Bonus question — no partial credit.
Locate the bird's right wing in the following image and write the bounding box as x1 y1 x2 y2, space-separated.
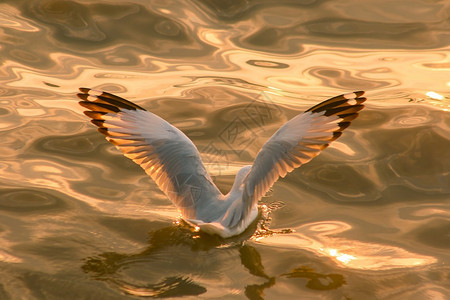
77 88 223 220
241 91 366 218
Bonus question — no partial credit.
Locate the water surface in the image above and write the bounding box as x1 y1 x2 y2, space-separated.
0 0 449 299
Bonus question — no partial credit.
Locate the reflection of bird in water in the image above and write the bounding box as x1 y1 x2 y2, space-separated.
78 88 365 238
82 223 346 298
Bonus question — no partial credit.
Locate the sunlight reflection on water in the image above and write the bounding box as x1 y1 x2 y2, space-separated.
258 221 437 270
0 0 449 298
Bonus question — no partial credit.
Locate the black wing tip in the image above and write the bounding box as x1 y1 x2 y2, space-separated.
338 121 351 130
83 110 107 118
97 127 110 136
79 100 121 113
304 91 367 143
91 119 105 127
330 131 343 141
78 100 91 109
76 87 146 111
77 93 89 100
307 91 367 115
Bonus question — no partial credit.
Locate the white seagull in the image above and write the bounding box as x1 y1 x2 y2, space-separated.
78 88 365 238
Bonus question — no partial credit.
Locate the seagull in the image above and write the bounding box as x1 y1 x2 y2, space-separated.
78 88 366 238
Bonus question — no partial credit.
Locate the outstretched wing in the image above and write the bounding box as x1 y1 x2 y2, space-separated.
241 91 366 218
77 88 223 220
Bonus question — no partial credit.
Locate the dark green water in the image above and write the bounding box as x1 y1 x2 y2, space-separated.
0 0 449 299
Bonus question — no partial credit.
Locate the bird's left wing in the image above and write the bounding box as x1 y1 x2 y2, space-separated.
240 91 366 223
77 88 223 220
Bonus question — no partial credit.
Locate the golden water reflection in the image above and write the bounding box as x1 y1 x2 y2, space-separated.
81 222 350 298
3 46 449 111
258 221 437 270
0 0 449 298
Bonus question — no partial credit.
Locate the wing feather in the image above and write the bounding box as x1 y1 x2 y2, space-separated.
241 91 366 218
77 88 223 220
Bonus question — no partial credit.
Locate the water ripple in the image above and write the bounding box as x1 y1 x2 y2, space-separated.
0 188 66 213
0 0 449 298
258 221 437 270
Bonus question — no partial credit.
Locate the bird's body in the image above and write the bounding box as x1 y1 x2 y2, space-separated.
78 88 366 238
